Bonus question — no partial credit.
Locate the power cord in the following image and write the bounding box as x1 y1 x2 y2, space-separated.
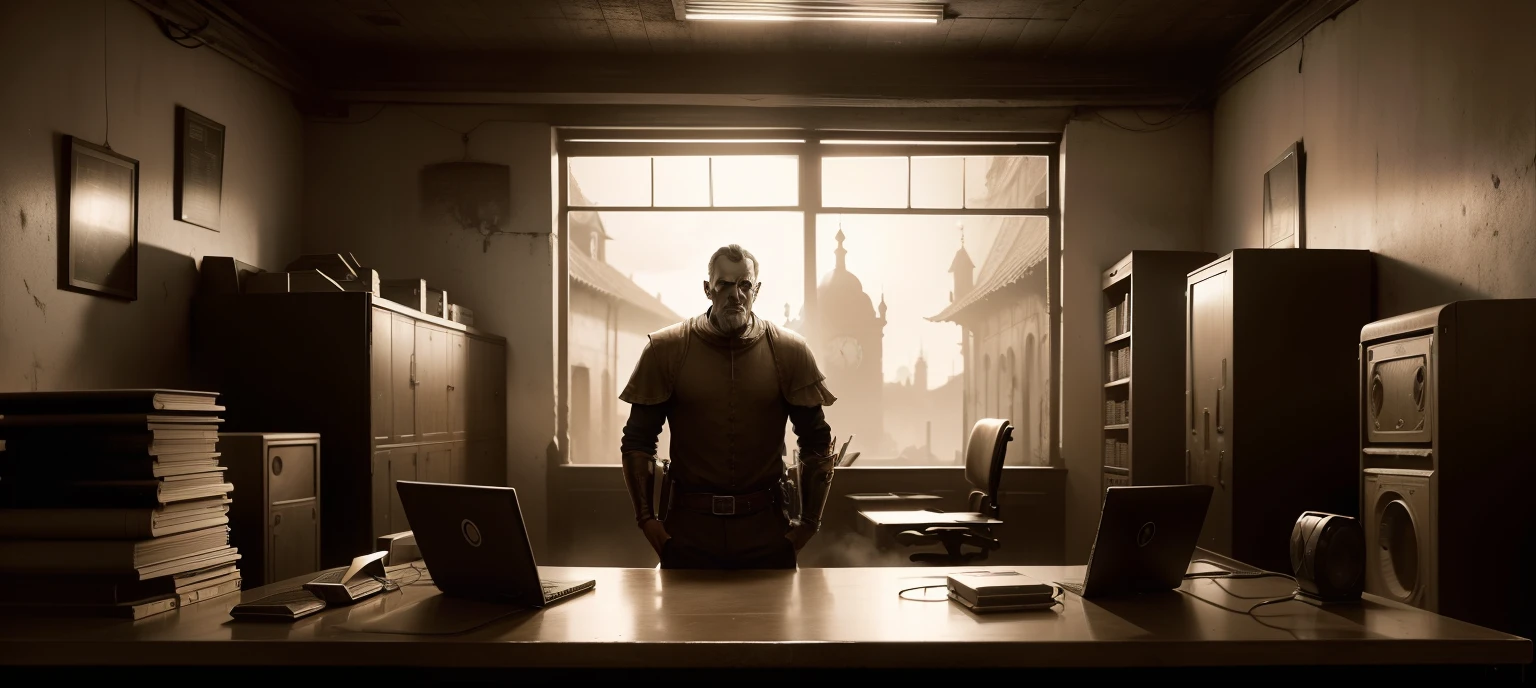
1185 559 1297 582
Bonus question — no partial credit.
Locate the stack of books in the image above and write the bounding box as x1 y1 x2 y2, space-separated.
0 390 241 619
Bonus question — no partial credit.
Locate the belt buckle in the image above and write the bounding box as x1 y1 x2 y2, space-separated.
711 495 736 516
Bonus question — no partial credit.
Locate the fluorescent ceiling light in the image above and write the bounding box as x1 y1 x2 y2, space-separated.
686 1 944 23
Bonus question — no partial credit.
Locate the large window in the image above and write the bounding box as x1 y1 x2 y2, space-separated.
558 132 1058 468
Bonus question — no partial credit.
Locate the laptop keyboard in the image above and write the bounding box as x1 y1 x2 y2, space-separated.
1058 580 1085 596
540 580 576 602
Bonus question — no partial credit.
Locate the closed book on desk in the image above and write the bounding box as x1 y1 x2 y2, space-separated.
0 525 229 574
6 457 222 481
0 594 179 620
0 414 223 429
0 477 234 508
2 434 219 456
0 389 223 414
229 588 325 621
947 571 1054 607
0 562 241 604
0 503 229 539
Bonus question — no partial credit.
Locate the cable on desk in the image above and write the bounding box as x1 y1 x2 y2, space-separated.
898 584 948 602
1177 587 1304 640
1186 559 1297 582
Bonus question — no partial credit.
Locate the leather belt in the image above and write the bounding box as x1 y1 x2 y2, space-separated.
672 487 777 517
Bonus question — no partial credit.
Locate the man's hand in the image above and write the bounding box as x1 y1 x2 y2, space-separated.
641 518 671 557
784 521 818 552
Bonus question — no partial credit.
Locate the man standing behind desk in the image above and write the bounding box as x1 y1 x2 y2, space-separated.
619 244 838 570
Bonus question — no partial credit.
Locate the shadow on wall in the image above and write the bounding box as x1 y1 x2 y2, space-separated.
48 244 199 391
1374 253 1488 318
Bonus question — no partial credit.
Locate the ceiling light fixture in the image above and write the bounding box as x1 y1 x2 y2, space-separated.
685 1 944 24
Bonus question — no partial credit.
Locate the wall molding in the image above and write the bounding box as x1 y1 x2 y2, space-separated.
128 0 317 96
1215 0 1358 95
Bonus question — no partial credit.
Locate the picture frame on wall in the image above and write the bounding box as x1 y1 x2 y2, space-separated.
1263 140 1304 248
174 106 225 231
60 135 138 301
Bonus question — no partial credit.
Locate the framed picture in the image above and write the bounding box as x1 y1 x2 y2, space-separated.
175 106 225 231
60 136 138 301
1263 140 1304 248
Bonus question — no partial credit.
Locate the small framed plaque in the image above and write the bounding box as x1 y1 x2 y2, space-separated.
175 106 225 231
60 135 139 301
1263 140 1304 249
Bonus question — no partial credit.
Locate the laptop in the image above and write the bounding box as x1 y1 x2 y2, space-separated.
396 481 594 608
1056 484 1213 598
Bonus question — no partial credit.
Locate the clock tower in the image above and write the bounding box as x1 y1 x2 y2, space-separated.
813 229 887 455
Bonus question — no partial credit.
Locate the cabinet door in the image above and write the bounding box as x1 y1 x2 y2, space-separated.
466 336 491 438
270 500 319 582
388 447 419 533
370 308 392 443
391 313 417 443
371 450 391 539
416 324 450 442
1187 266 1233 555
448 332 468 441
489 340 507 437
449 441 468 484
422 444 453 484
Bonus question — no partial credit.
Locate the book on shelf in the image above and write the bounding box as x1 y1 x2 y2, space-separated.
0 389 223 415
0 525 230 574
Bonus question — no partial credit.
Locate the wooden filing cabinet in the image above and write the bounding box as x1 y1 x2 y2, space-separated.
220 433 322 588
194 292 507 567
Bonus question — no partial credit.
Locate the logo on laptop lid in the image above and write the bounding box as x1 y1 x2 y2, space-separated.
461 518 483 547
1137 521 1157 548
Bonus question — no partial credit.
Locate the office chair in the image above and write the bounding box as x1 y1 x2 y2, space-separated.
892 418 1012 564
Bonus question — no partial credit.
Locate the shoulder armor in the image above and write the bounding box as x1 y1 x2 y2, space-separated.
619 319 693 405
765 322 837 407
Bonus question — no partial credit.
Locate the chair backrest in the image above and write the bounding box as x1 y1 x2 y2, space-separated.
964 418 1012 518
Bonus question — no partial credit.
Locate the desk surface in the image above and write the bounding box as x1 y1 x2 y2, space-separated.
0 561 1528 670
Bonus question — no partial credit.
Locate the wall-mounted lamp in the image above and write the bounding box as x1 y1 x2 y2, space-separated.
685 1 944 24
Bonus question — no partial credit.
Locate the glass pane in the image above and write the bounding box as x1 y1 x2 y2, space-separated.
910 157 963 209
822 157 908 208
811 214 1051 467
566 211 804 465
711 156 798 207
964 156 1049 209
652 157 710 207
568 156 652 207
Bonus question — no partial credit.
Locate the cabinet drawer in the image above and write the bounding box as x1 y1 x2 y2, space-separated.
269 443 317 502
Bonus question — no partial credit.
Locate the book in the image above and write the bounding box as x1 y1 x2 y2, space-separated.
134 546 241 580
178 574 243 607
0 564 241 604
0 414 223 429
0 389 222 414
0 479 235 508
1 437 218 456
0 526 230 574
0 594 179 620
946 570 1056 612
0 507 227 539
0 457 221 481
230 588 326 621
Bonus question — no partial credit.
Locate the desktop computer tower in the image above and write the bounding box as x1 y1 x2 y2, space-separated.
1360 300 1536 640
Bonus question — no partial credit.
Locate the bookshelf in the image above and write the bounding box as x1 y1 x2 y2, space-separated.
1100 250 1217 500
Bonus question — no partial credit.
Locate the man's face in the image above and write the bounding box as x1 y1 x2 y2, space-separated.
703 256 759 332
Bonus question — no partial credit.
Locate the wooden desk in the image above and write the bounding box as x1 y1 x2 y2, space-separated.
0 563 1528 679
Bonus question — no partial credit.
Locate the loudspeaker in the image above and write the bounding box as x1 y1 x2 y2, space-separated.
1289 511 1363 603
1360 300 1536 640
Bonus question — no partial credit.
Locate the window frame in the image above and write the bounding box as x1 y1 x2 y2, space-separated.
555 129 1062 468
